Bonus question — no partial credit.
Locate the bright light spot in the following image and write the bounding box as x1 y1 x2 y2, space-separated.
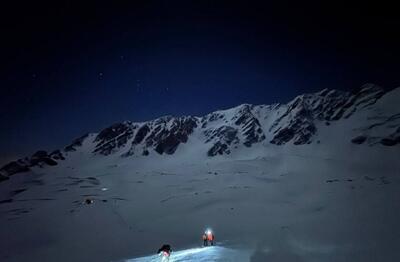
176 247 208 257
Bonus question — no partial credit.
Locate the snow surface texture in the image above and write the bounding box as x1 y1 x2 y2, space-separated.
126 246 252 262
0 84 400 262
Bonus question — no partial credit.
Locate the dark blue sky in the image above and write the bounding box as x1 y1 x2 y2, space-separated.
1 1 400 163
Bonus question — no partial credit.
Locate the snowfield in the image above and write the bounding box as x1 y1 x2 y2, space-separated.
0 85 399 262
126 246 252 262
1 146 399 262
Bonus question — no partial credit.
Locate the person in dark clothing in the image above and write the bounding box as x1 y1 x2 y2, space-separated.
157 244 172 261
203 233 208 246
203 229 215 246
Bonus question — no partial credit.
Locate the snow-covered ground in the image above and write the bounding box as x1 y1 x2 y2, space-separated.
127 246 252 262
0 86 399 261
1 143 399 262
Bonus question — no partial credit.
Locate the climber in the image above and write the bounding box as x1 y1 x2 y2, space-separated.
157 244 172 261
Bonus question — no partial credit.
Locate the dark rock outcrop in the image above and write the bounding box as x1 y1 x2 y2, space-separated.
208 141 230 156
201 112 225 128
30 151 58 166
142 149 149 156
65 134 89 152
205 126 238 144
0 173 8 181
270 127 295 145
232 104 266 147
270 102 316 145
93 122 137 155
0 161 30 177
1 84 396 181
380 138 398 146
150 117 198 155
269 84 387 145
0 150 64 182
123 116 199 156
154 134 181 154
50 150 65 160
205 126 238 156
351 136 367 144
133 125 150 145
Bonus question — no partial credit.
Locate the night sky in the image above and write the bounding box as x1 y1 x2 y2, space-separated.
1 1 399 163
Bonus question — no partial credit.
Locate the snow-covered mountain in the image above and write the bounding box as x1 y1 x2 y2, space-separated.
1 83 399 180
1 84 400 262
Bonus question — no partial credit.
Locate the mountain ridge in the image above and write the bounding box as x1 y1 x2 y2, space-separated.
1 83 399 181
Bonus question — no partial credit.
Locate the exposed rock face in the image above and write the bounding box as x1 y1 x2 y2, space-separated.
342 84 386 119
232 105 266 147
1 84 398 182
93 122 137 155
0 161 30 177
270 96 316 145
30 151 58 166
50 150 65 160
0 173 8 181
203 104 266 156
66 83 397 156
205 126 238 144
206 126 238 156
380 138 397 146
350 107 400 146
65 134 89 152
208 141 229 156
121 116 199 156
148 117 198 155
269 84 388 145
201 112 224 128
133 125 150 145
0 150 63 179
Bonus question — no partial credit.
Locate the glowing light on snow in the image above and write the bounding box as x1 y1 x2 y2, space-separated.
174 247 207 257
127 246 253 261
127 247 210 261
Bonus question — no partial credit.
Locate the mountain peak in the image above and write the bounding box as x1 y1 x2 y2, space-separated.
1 85 398 180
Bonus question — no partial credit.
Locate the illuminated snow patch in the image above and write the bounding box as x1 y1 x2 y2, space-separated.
126 246 251 261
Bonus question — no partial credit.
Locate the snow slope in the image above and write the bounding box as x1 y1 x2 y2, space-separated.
0 85 399 262
1 84 399 180
126 246 252 262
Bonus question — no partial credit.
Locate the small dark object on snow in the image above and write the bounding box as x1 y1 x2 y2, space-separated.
380 138 397 146
351 135 367 144
84 198 94 205
326 179 340 183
